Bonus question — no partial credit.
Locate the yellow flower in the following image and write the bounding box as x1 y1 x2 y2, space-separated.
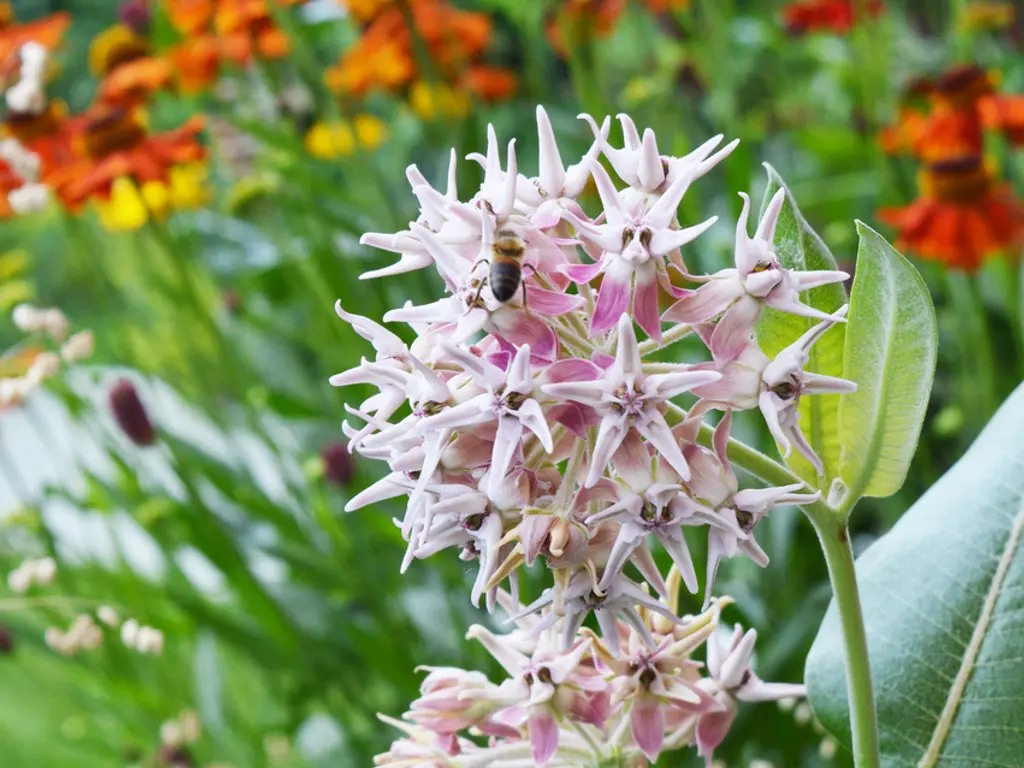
169 163 208 209
97 176 148 231
353 114 388 150
305 120 355 159
141 180 171 218
409 81 469 121
959 2 1015 32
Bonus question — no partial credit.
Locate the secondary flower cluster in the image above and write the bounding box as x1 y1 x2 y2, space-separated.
2 304 93 409
879 64 1024 270
378 581 803 766
331 107 854 763
0 5 210 230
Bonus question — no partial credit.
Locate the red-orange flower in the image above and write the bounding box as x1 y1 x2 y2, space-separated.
49 105 205 210
160 0 300 92
979 94 1024 146
782 0 883 35
2 100 73 179
878 157 1024 270
546 0 626 55
327 1 514 102
89 23 174 107
0 6 70 67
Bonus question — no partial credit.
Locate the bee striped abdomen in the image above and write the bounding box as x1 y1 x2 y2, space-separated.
490 228 525 303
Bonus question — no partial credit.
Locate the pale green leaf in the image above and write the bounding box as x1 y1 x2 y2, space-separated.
838 222 937 499
807 383 1024 766
755 164 848 488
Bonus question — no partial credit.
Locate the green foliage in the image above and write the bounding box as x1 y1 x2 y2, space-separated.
838 224 937 502
806 383 1024 765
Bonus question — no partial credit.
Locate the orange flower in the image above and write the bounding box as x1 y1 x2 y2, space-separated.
169 36 221 93
979 94 1024 146
546 0 625 55
0 158 21 218
50 106 205 210
2 100 73 179
781 0 883 35
878 157 1024 270
463 66 517 102
911 65 993 162
89 24 150 77
163 0 215 35
878 107 928 155
98 57 174 107
0 9 70 66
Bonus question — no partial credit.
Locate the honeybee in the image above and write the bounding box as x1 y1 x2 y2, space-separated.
472 226 530 307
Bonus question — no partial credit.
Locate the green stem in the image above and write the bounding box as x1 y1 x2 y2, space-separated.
672 404 880 766
808 513 880 768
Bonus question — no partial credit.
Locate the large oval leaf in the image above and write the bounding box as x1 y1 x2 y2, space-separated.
838 222 937 499
755 164 848 489
806 383 1024 766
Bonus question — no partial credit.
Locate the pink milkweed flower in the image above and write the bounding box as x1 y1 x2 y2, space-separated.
562 161 719 341
419 343 553 497
413 470 533 609
517 106 607 229
543 314 721 487
579 113 738 201
587 430 746 597
597 605 724 763
406 667 502 735
511 569 682 657
758 306 856 474
464 625 598 765
663 189 850 363
684 413 821 607
696 625 806 764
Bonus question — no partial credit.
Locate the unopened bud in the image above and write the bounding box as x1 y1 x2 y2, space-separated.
321 442 353 487
110 379 157 446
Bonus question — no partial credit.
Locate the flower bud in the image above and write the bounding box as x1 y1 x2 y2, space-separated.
119 0 151 34
109 379 156 446
321 441 353 487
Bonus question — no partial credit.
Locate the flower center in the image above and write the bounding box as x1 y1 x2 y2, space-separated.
464 512 487 532
639 499 670 528
735 508 754 532
4 101 65 143
504 390 528 411
769 378 800 401
931 65 993 109
921 157 993 204
614 387 645 417
82 107 147 159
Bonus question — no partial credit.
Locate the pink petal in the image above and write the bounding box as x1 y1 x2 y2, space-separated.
611 429 653 490
543 358 603 384
560 260 604 285
519 514 554 565
631 694 665 762
488 416 524 496
591 262 633 336
525 284 585 316
632 264 663 343
547 403 592 437
754 187 786 243
528 708 560 765
637 128 665 192
662 274 743 324
710 296 763 364
490 310 558 362
586 415 629 487
696 702 736 760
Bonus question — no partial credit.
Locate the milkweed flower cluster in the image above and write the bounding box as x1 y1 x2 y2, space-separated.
377 583 803 766
331 106 855 763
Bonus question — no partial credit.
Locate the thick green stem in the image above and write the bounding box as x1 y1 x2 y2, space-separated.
685 411 881 766
809 513 880 768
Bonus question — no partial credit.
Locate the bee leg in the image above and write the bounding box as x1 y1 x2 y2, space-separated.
470 277 488 312
521 281 528 309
